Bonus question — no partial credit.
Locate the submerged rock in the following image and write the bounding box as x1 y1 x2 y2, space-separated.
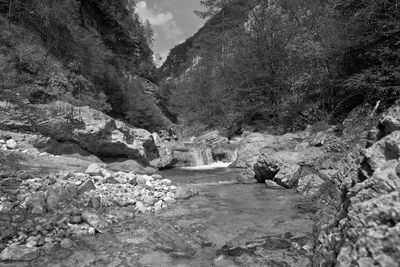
0 245 39 261
60 238 74 249
46 183 72 211
82 211 109 232
174 187 198 199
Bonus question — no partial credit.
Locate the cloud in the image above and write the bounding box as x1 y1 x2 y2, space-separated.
163 21 184 41
136 1 173 26
136 1 184 41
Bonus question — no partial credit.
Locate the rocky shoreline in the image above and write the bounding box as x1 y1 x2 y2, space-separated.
0 163 197 262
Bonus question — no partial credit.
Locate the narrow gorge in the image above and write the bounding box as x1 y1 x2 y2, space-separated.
1 0 399 266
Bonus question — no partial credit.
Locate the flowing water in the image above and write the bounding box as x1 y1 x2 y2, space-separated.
28 166 315 267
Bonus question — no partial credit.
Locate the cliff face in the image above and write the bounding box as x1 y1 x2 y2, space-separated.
0 0 171 132
160 0 252 79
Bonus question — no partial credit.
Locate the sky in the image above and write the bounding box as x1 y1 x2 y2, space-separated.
135 0 204 63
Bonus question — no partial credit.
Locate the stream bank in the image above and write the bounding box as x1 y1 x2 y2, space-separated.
12 167 315 267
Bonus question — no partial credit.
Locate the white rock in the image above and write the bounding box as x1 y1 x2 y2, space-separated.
152 174 163 180
142 195 156 205
137 175 154 184
160 179 172 186
133 190 141 197
136 201 146 213
166 192 175 198
140 188 148 195
88 227 96 236
127 173 137 184
145 181 153 188
74 173 87 180
5 139 17 149
154 191 163 198
154 205 162 212
163 197 176 204
0 139 5 144
86 164 103 177
0 245 39 261
101 168 112 179
0 201 13 213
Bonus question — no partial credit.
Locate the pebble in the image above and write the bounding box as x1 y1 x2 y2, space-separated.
5 139 17 150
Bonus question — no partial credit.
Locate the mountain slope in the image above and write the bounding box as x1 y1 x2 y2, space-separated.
0 0 171 132
160 0 254 78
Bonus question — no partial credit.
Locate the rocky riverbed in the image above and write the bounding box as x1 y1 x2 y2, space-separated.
1 167 316 267
0 162 197 263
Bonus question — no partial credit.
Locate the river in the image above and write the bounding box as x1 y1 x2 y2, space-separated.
28 166 315 267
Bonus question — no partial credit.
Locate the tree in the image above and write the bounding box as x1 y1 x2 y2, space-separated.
334 0 400 105
143 19 154 47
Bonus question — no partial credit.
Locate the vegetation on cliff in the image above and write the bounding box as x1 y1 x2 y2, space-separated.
0 0 170 131
160 0 400 136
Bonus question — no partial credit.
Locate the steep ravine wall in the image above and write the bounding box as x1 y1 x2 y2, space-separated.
313 102 400 266
231 103 399 265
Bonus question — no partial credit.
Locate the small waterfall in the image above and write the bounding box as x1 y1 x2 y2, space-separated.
191 144 213 166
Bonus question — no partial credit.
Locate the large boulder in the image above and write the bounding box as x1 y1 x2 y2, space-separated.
253 147 324 188
149 136 177 169
230 132 306 168
253 152 280 183
27 101 158 164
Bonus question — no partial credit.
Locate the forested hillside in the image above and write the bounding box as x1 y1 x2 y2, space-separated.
160 0 400 136
0 0 171 131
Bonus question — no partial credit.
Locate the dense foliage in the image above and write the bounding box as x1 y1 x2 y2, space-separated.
0 0 170 131
161 0 400 136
